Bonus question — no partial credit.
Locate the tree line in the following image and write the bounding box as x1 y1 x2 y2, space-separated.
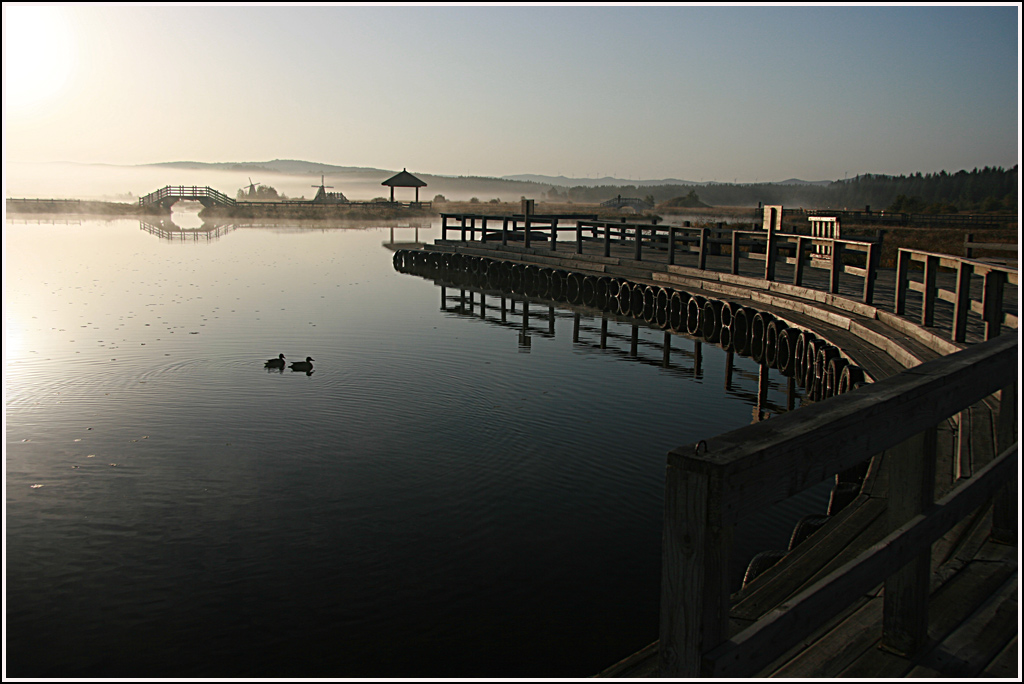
543 165 1017 213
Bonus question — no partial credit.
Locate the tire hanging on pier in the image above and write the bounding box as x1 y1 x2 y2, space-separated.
617 280 633 316
824 355 849 398
837 364 866 395
655 287 672 329
686 295 706 337
764 318 788 369
702 299 723 343
750 311 774 365
631 283 646 320
642 286 658 324
718 301 736 351
731 306 752 356
793 331 815 385
669 291 689 332
776 327 800 377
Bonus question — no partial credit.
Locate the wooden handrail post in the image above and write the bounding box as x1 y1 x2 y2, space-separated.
481 216 488 244
524 217 531 248
731 231 740 275
793 236 807 286
922 255 939 327
951 261 973 342
964 232 974 259
460 216 466 243
982 269 1006 340
895 249 911 315
698 227 709 270
550 220 558 251
992 380 1018 544
669 226 677 265
882 425 938 656
829 241 844 294
862 241 879 304
604 223 611 257
764 223 776 281
659 452 732 677
502 217 508 246
634 225 643 261
576 221 583 254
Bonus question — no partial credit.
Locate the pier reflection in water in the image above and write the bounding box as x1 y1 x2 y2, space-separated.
7 216 827 678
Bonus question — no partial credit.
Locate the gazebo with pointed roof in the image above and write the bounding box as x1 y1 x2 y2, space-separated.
382 168 427 204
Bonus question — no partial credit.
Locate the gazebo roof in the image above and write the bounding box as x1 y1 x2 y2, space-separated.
382 168 427 188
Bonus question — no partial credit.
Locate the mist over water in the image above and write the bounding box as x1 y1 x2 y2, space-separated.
5 211 826 677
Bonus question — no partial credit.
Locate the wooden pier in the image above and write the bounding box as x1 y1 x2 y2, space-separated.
397 213 1018 678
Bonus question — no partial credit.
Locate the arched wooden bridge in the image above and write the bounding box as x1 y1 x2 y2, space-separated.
601 195 654 212
139 185 237 209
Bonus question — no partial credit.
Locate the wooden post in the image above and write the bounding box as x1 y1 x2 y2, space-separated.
669 227 677 266
964 233 974 259
460 216 467 242
882 425 937 656
764 222 776 281
440 285 447 311
724 350 734 391
895 249 911 315
600 316 608 349
524 216 531 248
501 297 507 323
573 313 581 343
698 227 709 271
829 241 844 294
630 324 639 356
481 216 488 244
862 241 879 305
502 217 509 246
479 294 486 319
951 261 973 342
921 255 938 327
550 219 558 251
604 223 612 258
442 215 448 241
991 380 1017 544
731 231 741 275
693 339 702 377
548 305 555 335
793 236 807 286
659 452 731 677
576 221 583 254
982 269 1006 340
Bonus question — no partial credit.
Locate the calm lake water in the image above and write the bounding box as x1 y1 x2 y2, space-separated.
5 214 825 677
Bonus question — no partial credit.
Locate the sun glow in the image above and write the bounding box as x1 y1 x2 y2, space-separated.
4 6 76 110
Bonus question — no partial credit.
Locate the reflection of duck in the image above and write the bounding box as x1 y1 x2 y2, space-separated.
265 353 286 369
289 356 314 372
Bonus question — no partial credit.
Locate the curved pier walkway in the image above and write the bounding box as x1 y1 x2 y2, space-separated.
403 216 1018 679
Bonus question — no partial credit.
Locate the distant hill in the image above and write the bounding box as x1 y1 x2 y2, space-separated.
502 173 699 187
146 159 391 176
502 174 837 187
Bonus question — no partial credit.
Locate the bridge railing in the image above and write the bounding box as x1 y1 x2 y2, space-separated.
139 185 237 207
659 331 1018 677
895 248 1018 343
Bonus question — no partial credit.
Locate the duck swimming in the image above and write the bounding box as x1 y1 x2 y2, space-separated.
289 356 314 372
265 353 286 369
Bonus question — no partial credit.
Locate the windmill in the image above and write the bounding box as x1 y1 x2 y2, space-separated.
311 174 333 202
245 177 261 198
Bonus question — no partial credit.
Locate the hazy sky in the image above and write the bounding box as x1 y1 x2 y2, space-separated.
3 3 1020 182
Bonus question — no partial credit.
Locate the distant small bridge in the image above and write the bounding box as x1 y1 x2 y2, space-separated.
601 195 654 212
139 185 237 209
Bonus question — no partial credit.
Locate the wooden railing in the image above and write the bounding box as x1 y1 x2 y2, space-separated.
896 249 1018 342
659 331 1018 677
138 185 237 207
437 216 1017 345
964 233 1017 262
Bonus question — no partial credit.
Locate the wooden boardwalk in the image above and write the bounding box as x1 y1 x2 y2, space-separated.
398 223 1018 679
